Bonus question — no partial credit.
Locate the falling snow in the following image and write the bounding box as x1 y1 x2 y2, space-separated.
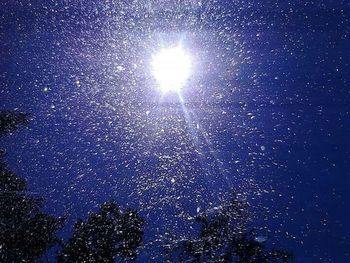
1 0 349 262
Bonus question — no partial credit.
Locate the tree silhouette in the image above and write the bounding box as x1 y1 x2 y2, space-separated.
0 110 63 262
164 193 294 262
0 110 30 137
0 110 293 262
57 201 144 263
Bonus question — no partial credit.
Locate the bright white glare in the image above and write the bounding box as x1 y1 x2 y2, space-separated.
151 46 192 94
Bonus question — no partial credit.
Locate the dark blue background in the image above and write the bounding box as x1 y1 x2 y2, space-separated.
1 1 349 262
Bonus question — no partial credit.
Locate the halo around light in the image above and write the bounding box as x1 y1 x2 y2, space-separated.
151 46 192 94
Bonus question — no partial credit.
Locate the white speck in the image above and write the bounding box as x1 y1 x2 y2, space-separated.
170 178 175 183
43 87 48 92
260 145 266 151
255 236 268 243
116 65 125 72
196 207 200 213
145 110 150 116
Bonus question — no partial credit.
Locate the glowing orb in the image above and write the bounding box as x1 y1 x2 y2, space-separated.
151 46 191 94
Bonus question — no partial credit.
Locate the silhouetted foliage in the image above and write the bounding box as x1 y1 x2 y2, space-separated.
164 193 294 262
57 201 144 263
0 110 293 262
0 110 30 137
0 110 63 262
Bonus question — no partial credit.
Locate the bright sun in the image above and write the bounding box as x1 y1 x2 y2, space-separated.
151 46 192 94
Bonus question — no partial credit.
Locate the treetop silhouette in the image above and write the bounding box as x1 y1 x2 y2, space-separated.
163 193 294 262
0 110 63 263
57 201 144 263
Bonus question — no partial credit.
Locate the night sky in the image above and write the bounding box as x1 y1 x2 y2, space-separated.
1 0 350 262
